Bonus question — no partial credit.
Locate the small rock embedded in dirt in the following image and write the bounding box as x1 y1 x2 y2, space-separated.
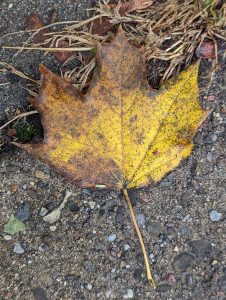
32 287 48 300
147 221 164 236
4 215 26 235
108 233 116 242
137 214 146 227
218 275 226 291
173 252 194 272
206 152 213 162
39 207 48 217
133 269 143 281
13 243 25 254
123 289 134 299
50 225 57 232
165 273 177 284
186 274 194 286
156 284 172 293
35 170 50 180
16 202 30 221
38 243 50 252
4 235 12 241
209 210 222 222
189 239 212 258
115 206 125 225
86 283 92 290
88 201 95 209
124 244 130 251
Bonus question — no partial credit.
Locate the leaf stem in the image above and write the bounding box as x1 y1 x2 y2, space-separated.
123 188 156 289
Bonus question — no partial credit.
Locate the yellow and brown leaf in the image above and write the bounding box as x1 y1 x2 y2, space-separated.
13 29 208 189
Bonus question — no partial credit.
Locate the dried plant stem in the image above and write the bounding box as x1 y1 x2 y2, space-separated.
123 188 156 289
0 110 38 131
2 46 93 52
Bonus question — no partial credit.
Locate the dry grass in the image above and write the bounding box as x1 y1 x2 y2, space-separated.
1 0 226 89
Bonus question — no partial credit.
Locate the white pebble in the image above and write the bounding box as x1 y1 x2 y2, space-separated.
13 243 24 254
87 283 92 291
89 201 95 209
209 210 222 222
123 289 134 299
108 234 116 242
124 244 130 251
4 235 12 241
50 225 57 232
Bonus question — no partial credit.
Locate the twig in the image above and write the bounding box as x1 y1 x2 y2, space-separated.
123 188 156 289
2 46 93 52
0 110 38 131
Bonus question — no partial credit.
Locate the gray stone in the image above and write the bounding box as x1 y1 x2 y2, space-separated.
13 243 25 254
87 283 92 290
173 252 194 272
189 239 212 258
137 214 146 227
206 152 213 162
38 243 50 252
147 222 164 236
186 274 194 286
123 289 134 299
108 234 116 242
32 287 48 300
16 202 30 221
209 210 222 222
39 207 48 217
156 284 172 293
218 275 226 291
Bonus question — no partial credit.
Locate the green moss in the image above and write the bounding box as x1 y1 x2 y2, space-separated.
13 119 41 143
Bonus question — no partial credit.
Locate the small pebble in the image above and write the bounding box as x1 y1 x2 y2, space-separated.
13 243 24 254
108 234 116 242
209 210 222 222
173 252 194 272
212 134 217 142
124 244 130 251
206 152 213 162
182 214 192 222
38 243 50 252
186 274 193 286
89 201 95 209
50 225 57 232
166 273 177 284
8 3 13 8
35 170 50 180
123 289 134 299
39 207 48 217
156 284 172 293
174 246 179 252
106 290 112 298
4 235 12 241
212 259 218 266
87 283 92 291
137 214 146 227
149 253 154 261
16 202 30 221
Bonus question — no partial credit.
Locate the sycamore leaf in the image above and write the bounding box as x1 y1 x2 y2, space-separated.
13 29 208 190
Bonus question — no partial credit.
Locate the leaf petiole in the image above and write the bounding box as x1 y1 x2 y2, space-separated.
123 188 156 289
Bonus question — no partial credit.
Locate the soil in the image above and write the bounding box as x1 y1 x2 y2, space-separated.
0 1 226 300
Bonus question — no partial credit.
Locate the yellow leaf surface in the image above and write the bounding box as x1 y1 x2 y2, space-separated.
14 29 208 189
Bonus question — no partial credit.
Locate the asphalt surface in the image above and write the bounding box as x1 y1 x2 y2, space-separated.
0 1 226 299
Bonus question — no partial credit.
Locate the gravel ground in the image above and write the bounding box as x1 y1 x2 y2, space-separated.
0 1 226 300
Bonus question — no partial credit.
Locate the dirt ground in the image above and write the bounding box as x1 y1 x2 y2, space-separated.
0 1 226 299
